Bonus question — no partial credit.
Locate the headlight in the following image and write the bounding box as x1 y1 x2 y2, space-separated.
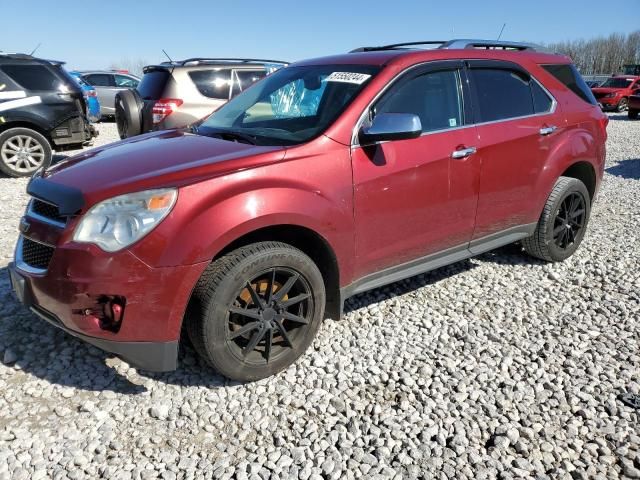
73 189 177 252
605 93 617 98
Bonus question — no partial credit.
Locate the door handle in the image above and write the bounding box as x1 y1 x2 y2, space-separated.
539 125 558 136
451 146 477 159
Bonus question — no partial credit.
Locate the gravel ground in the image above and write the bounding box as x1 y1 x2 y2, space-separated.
0 117 638 480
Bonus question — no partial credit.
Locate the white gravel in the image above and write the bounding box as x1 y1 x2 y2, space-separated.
0 116 639 479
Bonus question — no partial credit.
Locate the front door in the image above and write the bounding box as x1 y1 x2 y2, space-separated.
351 62 481 279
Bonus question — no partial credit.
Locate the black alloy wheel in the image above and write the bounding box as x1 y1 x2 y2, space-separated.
227 268 313 364
552 192 586 250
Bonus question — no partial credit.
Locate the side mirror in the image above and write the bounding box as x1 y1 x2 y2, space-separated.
359 113 422 145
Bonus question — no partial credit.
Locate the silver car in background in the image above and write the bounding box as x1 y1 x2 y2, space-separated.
77 70 140 118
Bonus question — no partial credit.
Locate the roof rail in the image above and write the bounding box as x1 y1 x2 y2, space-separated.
350 38 547 53
350 41 446 52
172 57 289 66
440 39 546 51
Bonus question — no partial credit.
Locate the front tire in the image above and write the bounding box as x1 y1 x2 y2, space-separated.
186 242 326 381
523 176 591 262
0 128 52 177
617 98 628 112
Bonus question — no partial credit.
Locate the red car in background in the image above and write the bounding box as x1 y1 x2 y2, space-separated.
591 75 640 112
628 89 640 119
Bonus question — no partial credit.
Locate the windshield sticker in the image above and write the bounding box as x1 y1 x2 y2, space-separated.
325 72 371 85
449 118 458 127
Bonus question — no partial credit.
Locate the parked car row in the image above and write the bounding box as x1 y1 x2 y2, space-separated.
589 74 640 114
8 39 609 381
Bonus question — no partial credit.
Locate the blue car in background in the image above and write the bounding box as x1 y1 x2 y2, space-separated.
68 70 101 122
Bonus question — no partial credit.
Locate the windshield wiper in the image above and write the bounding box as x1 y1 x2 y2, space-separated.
197 127 258 145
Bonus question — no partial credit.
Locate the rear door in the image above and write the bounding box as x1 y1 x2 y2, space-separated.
137 68 172 133
466 60 562 241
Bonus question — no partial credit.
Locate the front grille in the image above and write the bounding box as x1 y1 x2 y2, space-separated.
593 92 606 99
30 199 67 225
21 237 55 270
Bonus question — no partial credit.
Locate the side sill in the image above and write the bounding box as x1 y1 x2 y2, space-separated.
340 222 537 302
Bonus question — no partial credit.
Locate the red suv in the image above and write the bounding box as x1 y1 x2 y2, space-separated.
9 39 607 381
591 75 640 112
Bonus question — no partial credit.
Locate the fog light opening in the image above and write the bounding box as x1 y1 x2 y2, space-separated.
98 295 126 333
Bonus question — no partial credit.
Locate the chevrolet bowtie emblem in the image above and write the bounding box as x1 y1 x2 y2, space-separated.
18 218 30 234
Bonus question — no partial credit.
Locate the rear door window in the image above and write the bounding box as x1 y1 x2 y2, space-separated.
1 65 62 91
542 64 597 105
188 69 232 100
84 74 114 87
531 81 554 113
470 68 534 122
137 70 170 100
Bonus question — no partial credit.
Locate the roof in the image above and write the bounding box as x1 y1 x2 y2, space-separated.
0 52 64 65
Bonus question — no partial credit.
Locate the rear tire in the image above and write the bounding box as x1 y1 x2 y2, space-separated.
523 176 591 262
115 89 142 139
629 109 639 120
186 242 326 381
0 127 52 177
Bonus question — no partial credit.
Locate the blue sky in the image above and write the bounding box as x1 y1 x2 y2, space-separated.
2 0 638 70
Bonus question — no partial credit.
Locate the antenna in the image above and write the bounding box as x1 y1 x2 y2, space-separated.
29 42 42 56
497 23 506 41
162 49 173 63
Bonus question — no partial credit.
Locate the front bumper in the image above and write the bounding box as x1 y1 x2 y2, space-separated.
597 98 619 110
9 234 207 371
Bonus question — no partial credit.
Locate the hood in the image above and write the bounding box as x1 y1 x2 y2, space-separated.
43 129 286 205
591 87 625 94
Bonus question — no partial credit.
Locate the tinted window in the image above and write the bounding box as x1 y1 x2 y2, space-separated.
115 75 138 88
1 65 62 91
542 64 597 105
471 69 534 122
85 74 113 87
375 70 464 132
531 81 553 113
137 70 170 100
189 69 232 99
231 70 267 96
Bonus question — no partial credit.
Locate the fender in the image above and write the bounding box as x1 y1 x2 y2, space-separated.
0 108 54 136
129 137 357 283
531 124 600 215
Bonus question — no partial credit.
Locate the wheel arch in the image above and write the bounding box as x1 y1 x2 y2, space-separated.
561 161 597 202
0 120 53 145
214 224 342 320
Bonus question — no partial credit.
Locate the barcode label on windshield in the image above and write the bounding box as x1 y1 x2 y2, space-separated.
325 72 371 84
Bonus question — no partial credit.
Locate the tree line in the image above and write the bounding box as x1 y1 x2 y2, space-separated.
545 31 640 75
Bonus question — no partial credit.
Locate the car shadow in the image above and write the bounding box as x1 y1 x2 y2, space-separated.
606 158 640 179
0 242 538 392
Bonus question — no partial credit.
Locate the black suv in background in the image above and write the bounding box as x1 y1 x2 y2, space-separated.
0 53 97 177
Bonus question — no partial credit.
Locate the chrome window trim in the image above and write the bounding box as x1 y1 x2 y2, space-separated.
350 61 558 148
14 235 51 275
27 199 67 228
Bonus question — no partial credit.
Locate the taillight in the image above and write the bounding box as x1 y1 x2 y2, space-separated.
85 90 97 98
599 115 609 141
153 98 183 124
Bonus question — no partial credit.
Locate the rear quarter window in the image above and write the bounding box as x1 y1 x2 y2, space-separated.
188 69 232 100
1 65 63 91
542 64 597 105
137 70 171 100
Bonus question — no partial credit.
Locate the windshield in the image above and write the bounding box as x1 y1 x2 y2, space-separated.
197 64 379 146
601 78 633 88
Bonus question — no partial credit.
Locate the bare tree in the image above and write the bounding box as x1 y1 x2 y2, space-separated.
546 30 640 75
